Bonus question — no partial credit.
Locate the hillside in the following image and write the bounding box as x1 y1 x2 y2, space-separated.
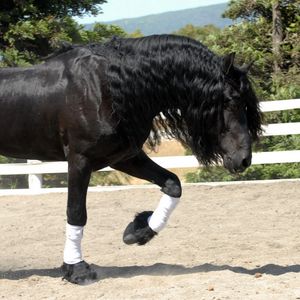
85 3 231 35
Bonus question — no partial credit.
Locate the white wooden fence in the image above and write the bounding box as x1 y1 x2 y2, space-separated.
0 99 300 191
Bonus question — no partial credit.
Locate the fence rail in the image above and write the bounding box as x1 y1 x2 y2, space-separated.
259 98 300 112
0 98 300 190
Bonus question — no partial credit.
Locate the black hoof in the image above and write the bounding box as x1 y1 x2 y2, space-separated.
123 211 157 245
62 260 97 284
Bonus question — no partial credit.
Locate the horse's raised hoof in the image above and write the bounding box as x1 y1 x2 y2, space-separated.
123 211 157 245
61 260 97 285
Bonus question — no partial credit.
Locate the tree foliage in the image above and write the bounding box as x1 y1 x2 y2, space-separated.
0 17 127 67
0 0 129 66
0 0 106 22
173 24 221 43
0 0 107 57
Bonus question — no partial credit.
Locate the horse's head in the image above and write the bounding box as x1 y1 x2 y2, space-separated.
179 52 262 174
218 53 262 173
143 42 262 173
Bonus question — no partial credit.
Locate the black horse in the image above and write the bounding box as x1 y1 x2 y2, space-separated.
0 35 261 284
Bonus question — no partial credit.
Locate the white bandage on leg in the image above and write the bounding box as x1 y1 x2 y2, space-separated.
63 223 84 264
148 194 180 233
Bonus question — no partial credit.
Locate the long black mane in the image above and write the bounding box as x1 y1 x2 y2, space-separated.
105 36 225 160
48 35 261 165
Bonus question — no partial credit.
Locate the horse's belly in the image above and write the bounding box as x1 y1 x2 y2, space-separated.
0 144 65 161
0 139 65 161
0 113 65 160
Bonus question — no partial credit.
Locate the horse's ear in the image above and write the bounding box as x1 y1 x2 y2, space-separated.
240 60 255 73
222 52 235 74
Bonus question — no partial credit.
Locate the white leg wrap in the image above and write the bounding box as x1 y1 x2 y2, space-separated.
63 223 83 264
148 194 180 232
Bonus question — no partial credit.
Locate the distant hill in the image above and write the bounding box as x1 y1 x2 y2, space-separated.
84 3 232 35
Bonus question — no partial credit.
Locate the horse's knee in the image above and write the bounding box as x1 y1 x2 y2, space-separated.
161 175 182 198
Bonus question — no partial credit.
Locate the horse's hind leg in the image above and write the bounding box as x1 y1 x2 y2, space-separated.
61 153 96 284
111 150 182 245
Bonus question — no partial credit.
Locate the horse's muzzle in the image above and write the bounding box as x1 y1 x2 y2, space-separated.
223 153 252 174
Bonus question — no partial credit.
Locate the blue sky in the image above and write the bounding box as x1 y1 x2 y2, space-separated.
74 0 228 23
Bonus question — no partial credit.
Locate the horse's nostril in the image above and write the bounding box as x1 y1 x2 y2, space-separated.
242 158 251 168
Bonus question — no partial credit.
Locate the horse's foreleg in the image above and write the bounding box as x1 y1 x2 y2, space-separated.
111 151 182 245
61 153 97 284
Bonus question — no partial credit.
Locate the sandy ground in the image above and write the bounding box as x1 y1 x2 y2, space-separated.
0 181 300 299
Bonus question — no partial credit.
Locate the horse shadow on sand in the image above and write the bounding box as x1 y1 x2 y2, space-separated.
1 262 300 284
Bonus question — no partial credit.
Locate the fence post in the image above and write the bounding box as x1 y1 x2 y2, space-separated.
27 160 43 190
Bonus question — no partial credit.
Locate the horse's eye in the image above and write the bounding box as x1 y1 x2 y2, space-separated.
231 90 241 99
224 84 241 101
226 99 244 112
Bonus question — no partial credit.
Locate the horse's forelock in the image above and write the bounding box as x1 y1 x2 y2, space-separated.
225 68 263 141
236 71 262 141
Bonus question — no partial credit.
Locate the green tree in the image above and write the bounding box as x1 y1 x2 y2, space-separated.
222 0 300 84
127 29 144 38
0 0 106 27
173 24 220 43
0 4 126 66
85 23 127 43
0 0 107 53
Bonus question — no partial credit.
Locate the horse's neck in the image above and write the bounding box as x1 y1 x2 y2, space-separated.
108 59 172 118
108 44 221 130
115 52 198 112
